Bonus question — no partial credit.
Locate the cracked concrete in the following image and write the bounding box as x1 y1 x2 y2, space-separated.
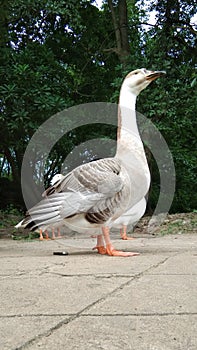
0 233 197 350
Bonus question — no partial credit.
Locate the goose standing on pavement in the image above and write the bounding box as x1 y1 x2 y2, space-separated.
16 68 165 256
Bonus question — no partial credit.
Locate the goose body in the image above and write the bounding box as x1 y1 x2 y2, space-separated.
16 68 165 256
24 158 130 235
43 174 146 241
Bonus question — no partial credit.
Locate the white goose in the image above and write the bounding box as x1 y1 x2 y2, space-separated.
16 68 165 256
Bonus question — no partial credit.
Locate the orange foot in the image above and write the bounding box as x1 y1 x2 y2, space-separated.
39 229 50 240
121 234 135 240
106 244 139 257
120 226 135 240
92 246 107 255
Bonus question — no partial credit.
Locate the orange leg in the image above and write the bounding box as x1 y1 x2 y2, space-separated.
102 227 139 257
44 230 49 239
57 227 62 238
51 228 56 240
92 234 107 255
120 225 135 240
40 229 50 240
39 229 44 240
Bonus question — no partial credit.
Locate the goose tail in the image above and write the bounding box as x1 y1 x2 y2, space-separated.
15 194 65 231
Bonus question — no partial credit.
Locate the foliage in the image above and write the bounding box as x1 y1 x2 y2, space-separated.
0 0 196 213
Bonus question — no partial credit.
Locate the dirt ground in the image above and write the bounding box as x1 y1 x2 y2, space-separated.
0 211 196 240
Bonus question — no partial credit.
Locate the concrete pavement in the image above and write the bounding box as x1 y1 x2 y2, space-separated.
0 233 197 350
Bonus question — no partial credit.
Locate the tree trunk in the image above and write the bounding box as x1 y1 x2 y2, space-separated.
118 0 130 58
107 0 130 64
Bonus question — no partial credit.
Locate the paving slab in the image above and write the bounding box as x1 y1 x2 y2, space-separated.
0 316 68 350
46 253 168 276
146 251 197 275
23 315 197 350
0 233 196 350
0 274 131 316
83 274 197 315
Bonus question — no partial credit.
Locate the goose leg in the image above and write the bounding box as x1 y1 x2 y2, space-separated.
92 234 106 254
102 227 139 257
39 229 44 240
57 227 62 238
120 225 134 240
51 227 56 240
39 229 50 240
44 230 49 239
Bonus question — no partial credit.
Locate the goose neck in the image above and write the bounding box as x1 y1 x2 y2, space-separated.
117 87 139 141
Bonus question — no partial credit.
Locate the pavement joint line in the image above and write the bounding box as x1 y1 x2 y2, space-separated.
1 312 197 319
4 271 197 278
145 273 197 276
41 272 141 278
12 255 172 350
0 273 135 279
80 312 197 317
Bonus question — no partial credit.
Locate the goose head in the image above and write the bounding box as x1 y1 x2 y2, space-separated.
122 68 166 96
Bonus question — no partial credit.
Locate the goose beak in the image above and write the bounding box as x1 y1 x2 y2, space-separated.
146 70 166 81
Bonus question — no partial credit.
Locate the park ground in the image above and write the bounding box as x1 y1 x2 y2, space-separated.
0 211 196 350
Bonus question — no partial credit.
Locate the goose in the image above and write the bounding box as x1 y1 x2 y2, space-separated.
16 68 165 256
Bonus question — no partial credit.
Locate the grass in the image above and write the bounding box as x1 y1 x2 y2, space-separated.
148 212 197 236
0 206 40 240
0 207 196 240
130 211 197 236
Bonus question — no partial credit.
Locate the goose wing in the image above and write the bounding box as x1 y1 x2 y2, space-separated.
19 158 125 230
43 158 123 197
